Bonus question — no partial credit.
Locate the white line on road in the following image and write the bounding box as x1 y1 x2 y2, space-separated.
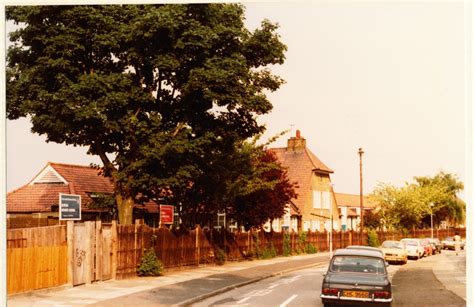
236 297 251 304
280 294 298 307
268 284 279 289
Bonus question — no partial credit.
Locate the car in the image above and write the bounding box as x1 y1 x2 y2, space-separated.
400 238 424 259
321 248 392 306
441 236 465 250
418 238 434 256
427 238 442 254
345 245 385 257
380 240 408 264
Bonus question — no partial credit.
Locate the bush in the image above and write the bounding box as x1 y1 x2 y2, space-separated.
215 247 226 265
137 248 163 276
260 243 277 259
283 232 291 256
367 229 380 247
305 243 317 254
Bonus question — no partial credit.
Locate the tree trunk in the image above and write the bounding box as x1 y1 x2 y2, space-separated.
116 194 134 225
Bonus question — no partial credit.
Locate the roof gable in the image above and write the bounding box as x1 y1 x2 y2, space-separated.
30 164 68 185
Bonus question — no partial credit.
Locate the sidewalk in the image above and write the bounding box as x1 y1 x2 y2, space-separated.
8 249 466 306
7 253 331 307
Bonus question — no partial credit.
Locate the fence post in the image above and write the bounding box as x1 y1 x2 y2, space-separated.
67 221 74 286
85 221 93 285
111 220 117 280
195 226 200 266
95 220 102 281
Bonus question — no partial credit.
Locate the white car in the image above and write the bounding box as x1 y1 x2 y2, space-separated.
400 238 424 260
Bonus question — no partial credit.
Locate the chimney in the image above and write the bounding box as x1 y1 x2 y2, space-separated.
287 129 306 151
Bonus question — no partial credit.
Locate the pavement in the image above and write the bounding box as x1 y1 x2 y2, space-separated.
6 249 466 307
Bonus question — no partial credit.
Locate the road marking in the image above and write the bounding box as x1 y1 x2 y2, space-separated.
237 297 251 304
280 294 297 307
268 284 279 289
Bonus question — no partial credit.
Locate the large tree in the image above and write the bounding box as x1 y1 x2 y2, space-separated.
370 171 465 230
6 4 287 224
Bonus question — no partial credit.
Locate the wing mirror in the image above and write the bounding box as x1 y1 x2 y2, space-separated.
385 261 390 267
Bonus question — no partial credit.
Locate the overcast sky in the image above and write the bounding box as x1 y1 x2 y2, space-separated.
5 2 470 199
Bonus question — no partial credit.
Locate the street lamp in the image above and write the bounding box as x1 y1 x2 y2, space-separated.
430 203 434 239
329 184 335 258
358 148 364 244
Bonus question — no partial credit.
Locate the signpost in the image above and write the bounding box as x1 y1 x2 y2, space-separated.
160 205 174 225
59 193 81 220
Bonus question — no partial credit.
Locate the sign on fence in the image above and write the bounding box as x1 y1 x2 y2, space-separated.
160 205 174 224
59 194 81 220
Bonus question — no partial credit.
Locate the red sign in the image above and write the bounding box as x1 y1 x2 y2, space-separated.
160 205 174 224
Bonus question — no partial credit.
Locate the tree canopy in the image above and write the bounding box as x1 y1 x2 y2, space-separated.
369 171 465 230
7 4 288 225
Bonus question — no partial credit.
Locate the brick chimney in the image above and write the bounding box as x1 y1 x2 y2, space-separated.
287 129 306 151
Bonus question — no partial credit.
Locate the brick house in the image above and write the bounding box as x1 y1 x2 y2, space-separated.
7 162 159 228
335 192 377 231
269 130 341 232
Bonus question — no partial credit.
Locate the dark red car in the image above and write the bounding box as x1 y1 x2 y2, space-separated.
418 238 434 256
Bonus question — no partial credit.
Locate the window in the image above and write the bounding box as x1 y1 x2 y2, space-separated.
322 191 330 209
313 191 322 208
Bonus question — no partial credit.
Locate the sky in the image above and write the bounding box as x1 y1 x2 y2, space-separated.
4 2 470 200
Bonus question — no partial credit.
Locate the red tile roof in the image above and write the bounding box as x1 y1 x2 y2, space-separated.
270 144 333 214
7 162 158 213
334 192 377 209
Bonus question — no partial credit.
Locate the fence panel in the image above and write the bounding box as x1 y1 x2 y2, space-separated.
7 225 68 295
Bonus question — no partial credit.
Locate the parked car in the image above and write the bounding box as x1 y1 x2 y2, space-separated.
427 238 442 254
380 240 408 264
418 238 434 256
345 245 385 257
441 237 465 250
321 248 392 306
400 238 424 259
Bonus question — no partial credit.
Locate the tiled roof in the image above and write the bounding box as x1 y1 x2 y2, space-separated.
335 192 377 209
270 145 333 214
7 162 158 213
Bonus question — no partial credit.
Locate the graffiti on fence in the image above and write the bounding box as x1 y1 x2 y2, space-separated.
75 248 86 267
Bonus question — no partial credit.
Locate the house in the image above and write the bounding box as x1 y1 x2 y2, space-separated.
7 162 159 228
335 192 377 231
269 130 340 232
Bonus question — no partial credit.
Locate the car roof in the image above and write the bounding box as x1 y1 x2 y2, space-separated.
346 245 383 253
334 248 385 259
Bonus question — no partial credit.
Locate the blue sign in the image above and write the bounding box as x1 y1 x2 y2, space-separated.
59 193 81 220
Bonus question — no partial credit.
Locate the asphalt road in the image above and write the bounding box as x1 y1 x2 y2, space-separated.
192 251 465 307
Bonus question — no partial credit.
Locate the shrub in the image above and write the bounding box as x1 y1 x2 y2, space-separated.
260 243 277 259
215 247 226 265
305 243 317 254
283 232 291 256
367 229 380 247
137 248 163 276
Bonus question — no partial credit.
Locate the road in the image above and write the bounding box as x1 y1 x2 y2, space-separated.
192 250 465 307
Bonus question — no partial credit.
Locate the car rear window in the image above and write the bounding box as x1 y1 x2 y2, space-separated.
382 241 403 249
330 256 385 274
402 240 417 246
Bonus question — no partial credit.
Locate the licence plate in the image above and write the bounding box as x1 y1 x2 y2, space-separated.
342 290 370 298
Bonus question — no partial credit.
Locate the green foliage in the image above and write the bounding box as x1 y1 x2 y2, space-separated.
367 230 380 247
363 210 381 230
137 249 163 276
370 171 465 231
6 4 287 226
260 243 277 259
215 247 226 265
305 243 317 254
283 232 291 256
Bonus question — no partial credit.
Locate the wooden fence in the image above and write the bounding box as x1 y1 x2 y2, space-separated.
7 225 68 295
7 221 466 294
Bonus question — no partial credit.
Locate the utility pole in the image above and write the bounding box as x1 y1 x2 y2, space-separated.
358 148 364 244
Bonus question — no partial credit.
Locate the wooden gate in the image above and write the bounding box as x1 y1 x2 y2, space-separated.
72 223 90 286
72 221 114 285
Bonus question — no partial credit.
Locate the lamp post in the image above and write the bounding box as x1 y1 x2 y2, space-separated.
430 203 434 239
329 184 334 258
358 148 364 244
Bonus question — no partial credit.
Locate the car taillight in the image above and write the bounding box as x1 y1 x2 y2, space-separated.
374 291 391 299
322 288 339 296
